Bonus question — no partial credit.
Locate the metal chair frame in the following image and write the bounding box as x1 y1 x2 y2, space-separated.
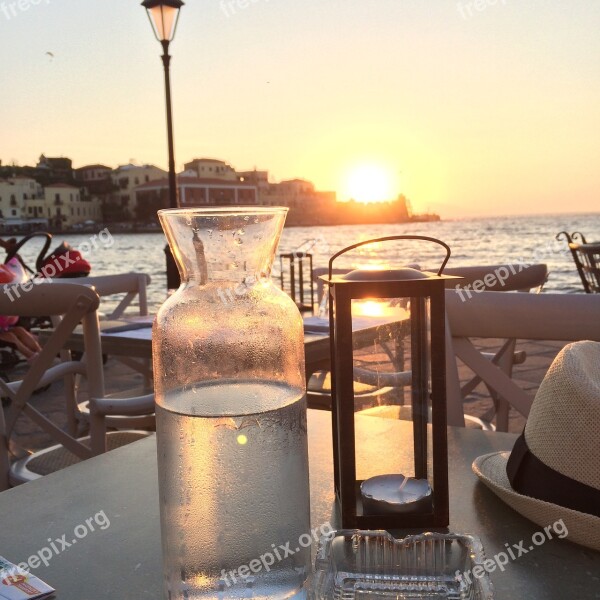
557 231 600 294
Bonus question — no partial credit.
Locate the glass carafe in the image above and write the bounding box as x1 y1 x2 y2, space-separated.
154 207 310 599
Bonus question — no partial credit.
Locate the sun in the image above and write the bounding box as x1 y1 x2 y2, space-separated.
341 164 397 204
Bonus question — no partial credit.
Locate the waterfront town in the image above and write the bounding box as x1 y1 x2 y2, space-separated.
0 155 433 233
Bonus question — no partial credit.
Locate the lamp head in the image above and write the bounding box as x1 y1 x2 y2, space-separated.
141 0 184 42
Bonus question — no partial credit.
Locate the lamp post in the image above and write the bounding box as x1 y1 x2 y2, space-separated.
142 0 184 289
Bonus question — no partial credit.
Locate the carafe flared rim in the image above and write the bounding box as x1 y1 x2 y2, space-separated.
158 206 289 284
158 206 289 217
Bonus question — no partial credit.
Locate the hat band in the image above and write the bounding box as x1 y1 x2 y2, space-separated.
506 432 600 518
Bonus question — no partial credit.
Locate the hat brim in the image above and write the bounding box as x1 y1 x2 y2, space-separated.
473 452 600 552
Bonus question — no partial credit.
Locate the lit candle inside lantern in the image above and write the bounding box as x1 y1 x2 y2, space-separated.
360 474 433 515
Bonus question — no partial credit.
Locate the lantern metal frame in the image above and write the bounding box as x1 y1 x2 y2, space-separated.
325 235 456 530
142 0 184 43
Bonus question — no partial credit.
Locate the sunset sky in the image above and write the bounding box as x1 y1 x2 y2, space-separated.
2 0 599 217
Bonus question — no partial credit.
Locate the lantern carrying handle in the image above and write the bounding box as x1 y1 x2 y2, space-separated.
328 235 451 279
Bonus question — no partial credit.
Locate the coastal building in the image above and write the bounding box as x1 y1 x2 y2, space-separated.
44 184 101 229
111 164 167 218
36 155 74 185
0 154 427 229
0 176 47 230
259 178 337 224
174 159 339 220
238 170 270 194
74 165 115 217
74 164 112 183
134 174 258 220
184 158 238 181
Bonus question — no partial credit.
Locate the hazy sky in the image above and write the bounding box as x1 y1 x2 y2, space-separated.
2 0 599 217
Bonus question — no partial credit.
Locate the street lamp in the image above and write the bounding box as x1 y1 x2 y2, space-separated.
142 0 184 289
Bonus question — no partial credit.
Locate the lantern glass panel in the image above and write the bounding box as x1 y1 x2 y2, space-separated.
147 5 180 41
348 294 436 519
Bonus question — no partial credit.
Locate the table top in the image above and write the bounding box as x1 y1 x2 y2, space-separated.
40 317 332 373
0 411 597 599
49 315 404 379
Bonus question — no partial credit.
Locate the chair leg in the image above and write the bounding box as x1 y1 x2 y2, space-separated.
64 369 79 437
89 410 107 456
483 338 517 432
445 318 466 428
452 337 533 420
0 407 9 491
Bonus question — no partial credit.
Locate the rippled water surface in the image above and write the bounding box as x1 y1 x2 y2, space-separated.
11 213 600 312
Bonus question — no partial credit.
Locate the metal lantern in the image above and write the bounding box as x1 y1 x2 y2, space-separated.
324 236 457 530
142 0 184 43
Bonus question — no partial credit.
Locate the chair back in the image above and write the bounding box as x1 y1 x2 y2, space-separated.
446 289 600 341
52 272 151 318
444 290 600 429
568 242 600 294
0 282 103 491
443 263 548 293
280 253 315 313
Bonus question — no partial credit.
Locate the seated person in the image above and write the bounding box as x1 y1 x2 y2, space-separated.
0 258 42 361
0 324 42 361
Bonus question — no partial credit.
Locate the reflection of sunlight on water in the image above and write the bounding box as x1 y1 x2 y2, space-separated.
354 263 390 271
356 300 386 317
352 299 409 320
21 215 590 314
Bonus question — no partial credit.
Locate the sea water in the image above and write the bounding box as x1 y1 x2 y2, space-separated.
156 380 311 599
42 214 600 314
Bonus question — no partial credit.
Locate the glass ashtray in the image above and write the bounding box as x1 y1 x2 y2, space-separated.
310 529 494 599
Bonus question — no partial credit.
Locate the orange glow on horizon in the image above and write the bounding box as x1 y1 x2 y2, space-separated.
341 164 399 204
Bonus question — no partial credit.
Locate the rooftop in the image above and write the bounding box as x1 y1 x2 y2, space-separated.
186 158 231 164
114 163 162 172
135 176 257 190
75 164 112 171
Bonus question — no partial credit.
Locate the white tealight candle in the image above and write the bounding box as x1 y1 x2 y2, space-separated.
360 474 433 515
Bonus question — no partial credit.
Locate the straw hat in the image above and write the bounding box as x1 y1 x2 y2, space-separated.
472 340 600 552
